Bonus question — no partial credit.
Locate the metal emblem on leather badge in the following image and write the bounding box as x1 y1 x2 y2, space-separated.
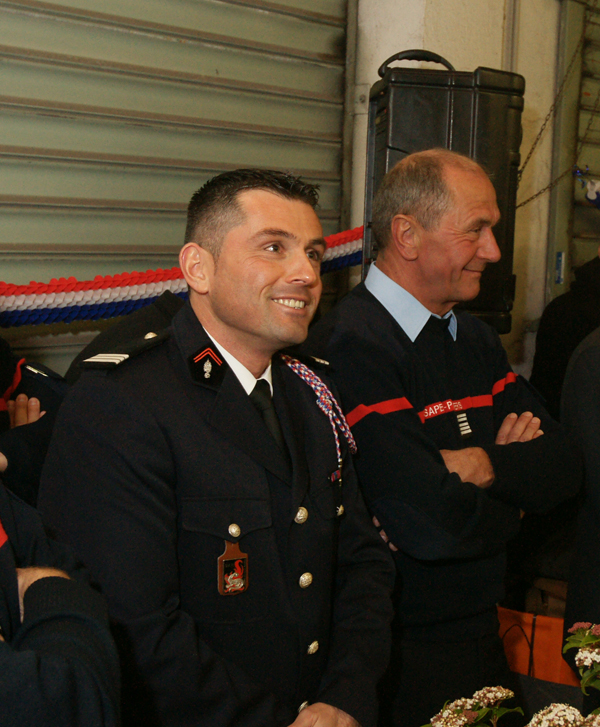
218 541 249 595
189 346 225 385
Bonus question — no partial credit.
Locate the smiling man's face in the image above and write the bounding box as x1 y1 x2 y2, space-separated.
415 165 501 315
193 188 325 369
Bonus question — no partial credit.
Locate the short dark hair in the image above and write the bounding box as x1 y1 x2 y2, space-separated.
371 149 484 251
184 169 320 258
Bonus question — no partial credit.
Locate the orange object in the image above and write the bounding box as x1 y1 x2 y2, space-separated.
498 606 580 686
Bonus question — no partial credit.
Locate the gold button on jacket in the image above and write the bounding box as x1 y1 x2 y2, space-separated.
299 572 313 588
294 507 308 524
307 641 319 655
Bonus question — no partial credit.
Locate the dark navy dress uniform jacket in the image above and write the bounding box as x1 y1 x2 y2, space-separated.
39 303 395 727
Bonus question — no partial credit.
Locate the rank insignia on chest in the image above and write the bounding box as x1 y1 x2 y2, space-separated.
456 412 473 438
189 346 226 386
218 541 249 595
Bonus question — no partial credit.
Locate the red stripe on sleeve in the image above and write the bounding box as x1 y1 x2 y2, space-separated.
0 521 7 548
491 372 518 396
346 397 414 427
348 372 518 428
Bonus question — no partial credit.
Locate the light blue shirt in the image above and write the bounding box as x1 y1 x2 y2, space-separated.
364 263 457 342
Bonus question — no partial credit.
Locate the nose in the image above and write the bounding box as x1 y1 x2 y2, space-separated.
478 228 501 263
288 248 320 287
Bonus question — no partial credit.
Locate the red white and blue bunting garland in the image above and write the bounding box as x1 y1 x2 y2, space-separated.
0 226 363 327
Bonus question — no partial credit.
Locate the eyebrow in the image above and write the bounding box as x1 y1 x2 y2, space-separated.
254 228 327 249
255 228 294 239
473 214 501 227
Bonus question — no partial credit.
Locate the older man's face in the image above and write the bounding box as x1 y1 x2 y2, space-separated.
199 189 325 365
415 166 501 315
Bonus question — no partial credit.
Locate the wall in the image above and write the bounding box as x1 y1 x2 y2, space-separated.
350 0 562 374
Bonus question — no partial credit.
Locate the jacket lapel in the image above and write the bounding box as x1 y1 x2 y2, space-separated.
273 360 311 502
172 304 292 482
209 373 292 483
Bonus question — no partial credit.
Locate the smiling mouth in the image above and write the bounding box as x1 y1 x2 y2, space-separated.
273 298 307 309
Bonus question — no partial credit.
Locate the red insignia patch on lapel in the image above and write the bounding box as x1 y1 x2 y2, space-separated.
189 346 226 386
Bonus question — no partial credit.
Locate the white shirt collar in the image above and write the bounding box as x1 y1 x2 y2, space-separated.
205 330 272 395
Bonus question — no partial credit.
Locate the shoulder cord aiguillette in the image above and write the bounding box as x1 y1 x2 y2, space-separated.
280 354 357 465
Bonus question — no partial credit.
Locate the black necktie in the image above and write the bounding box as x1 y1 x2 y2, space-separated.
249 379 287 454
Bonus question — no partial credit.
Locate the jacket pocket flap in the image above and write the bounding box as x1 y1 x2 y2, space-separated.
181 497 272 540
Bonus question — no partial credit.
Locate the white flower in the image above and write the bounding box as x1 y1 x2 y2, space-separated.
472 686 514 707
526 703 584 727
576 648 600 668
431 699 477 727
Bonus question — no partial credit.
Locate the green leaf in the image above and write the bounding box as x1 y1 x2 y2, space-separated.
494 707 524 718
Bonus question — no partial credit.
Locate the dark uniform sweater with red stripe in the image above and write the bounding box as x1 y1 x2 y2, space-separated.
304 283 581 640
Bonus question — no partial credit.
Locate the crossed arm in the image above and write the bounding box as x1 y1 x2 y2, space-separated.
375 411 543 551
441 410 543 488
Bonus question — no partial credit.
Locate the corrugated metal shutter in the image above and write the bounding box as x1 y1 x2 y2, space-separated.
0 0 348 371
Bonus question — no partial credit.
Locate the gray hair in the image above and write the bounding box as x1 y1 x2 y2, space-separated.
371 149 484 251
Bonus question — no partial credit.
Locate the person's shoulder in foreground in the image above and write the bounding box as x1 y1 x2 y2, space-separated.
64 289 184 386
562 326 600 639
39 168 394 727
530 253 600 419
0 478 120 727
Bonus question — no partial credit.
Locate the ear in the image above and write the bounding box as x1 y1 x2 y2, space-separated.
390 214 421 262
179 242 215 295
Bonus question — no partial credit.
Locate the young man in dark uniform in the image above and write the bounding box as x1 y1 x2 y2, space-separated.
38 170 395 727
304 150 581 727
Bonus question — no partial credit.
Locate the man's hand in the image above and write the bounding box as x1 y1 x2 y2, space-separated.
16 567 70 621
495 411 543 445
8 394 45 429
440 447 495 489
289 703 359 727
372 516 398 552
0 394 47 473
